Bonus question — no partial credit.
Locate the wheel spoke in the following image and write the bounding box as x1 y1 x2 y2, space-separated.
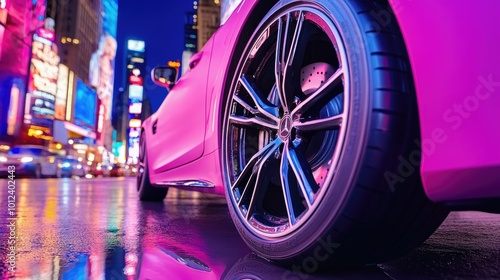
292 68 344 115
244 139 282 219
275 15 294 112
285 11 305 68
239 75 279 120
294 113 344 132
232 139 282 191
275 11 310 112
287 146 316 206
233 95 260 116
280 144 297 226
229 115 279 131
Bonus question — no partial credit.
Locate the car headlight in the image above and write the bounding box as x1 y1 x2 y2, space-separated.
76 164 82 169
21 157 33 163
62 162 71 168
0 156 7 162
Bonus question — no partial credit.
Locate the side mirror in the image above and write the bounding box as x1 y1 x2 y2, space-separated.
151 66 178 90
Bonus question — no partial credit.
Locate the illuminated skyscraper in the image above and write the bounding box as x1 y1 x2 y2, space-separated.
185 12 198 53
197 0 220 51
49 0 101 84
112 39 147 163
46 0 118 150
182 11 198 74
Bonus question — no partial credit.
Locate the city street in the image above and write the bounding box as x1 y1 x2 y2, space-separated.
0 178 499 279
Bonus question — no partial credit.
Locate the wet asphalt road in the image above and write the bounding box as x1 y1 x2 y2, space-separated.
0 178 499 279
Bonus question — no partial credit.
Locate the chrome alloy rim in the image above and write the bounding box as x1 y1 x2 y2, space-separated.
223 5 350 238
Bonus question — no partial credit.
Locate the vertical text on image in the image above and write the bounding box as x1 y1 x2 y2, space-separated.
6 165 17 273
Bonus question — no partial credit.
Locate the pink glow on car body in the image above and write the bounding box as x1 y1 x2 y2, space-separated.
390 0 500 202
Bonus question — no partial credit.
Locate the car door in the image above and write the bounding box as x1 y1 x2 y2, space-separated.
148 39 215 174
40 150 58 176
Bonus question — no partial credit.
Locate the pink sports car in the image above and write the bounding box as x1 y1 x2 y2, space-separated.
138 0 500 267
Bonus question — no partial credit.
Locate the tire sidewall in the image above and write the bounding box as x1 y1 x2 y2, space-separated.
138 132 149 195
223 0 373 259
138 132 168 201
35 164 42 179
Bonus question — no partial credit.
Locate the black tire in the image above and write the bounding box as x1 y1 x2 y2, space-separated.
34 164 42 179
222 0 448 268
137 132 168 202
56 166 62 178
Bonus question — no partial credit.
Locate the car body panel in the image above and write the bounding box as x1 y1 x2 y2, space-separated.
390 0 500 202
144 0 499 206
146 39 215 175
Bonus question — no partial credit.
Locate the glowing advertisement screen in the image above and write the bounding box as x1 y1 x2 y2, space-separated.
55 64 69 120
88 0 118 147
129 103 142 114
24 30 60 133
74 79 97 129
127 40 145 53
128 84 143 101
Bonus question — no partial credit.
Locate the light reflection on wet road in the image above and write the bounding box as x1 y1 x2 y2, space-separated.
0 178 499 279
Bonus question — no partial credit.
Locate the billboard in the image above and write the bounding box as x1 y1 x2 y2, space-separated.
0 0 46 76
89 0 118 148
0 0 7 60
24 27 60 137
129 103 142 114
74 79 96 129
127 40 145 53
0 77 25 138
55 64 69 120
128 84 143 101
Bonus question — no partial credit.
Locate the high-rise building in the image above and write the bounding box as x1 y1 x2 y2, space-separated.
182 11 198 74
185 12 198 53
47 0 118 151
37 0 102 148
112 39 147 164
50 0 101 84
197 0 220 51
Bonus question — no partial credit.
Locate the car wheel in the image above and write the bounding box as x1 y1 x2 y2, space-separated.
56 167 62 178
222 0 448 267
34 164 42 179
137 132 168 201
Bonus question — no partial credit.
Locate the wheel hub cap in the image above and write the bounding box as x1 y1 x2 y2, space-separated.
278 115 293 140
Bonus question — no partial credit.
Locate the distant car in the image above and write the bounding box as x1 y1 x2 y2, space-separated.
109 164 124 177
60 156 87 178
88 162 102 177
137 0 500 268
57 157 73 178
0 145 60 178
123 164 138 177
